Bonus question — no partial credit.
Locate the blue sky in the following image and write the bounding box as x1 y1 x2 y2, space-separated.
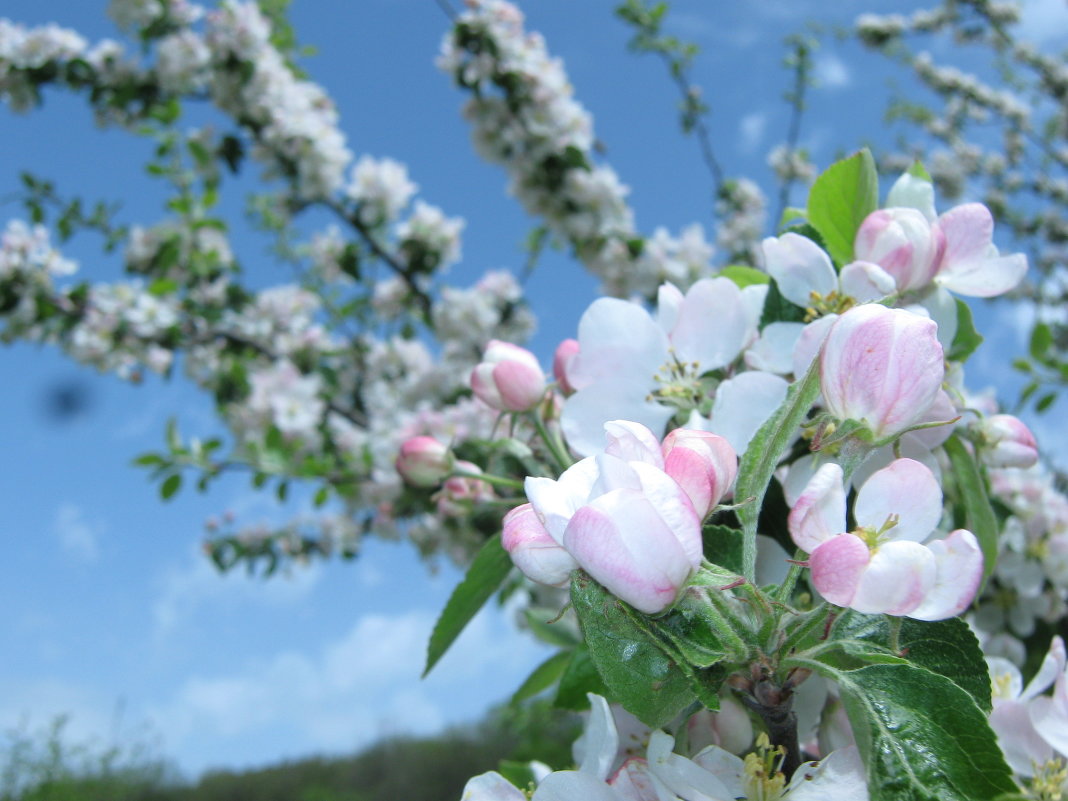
1 0 1064 780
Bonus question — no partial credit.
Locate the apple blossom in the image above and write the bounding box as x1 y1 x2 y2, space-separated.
553 338 580 395
394 436 452 487
660 428 738 518
470 339 547 412
819 303 945 441
854 207 944 291
523 422 703 613
501 503 578 588
789 459 983 619
977 414 1039 469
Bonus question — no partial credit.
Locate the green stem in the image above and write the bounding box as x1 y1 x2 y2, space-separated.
887 614 904 654
453 470 524 491
774 549 807 605
530 413 572 474
778 602 832 657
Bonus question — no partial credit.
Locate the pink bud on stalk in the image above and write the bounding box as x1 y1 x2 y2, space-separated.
552 338 580 395
854 207 944 292
501 503 577 587
978 414 1039 469
395 436 452 487
820 304 945 441
436 460 495 517
470 340 547 412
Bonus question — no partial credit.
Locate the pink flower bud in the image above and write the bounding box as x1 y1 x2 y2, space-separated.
854 207 944 291
436 460 495 516
978 414 1038 468
502 503 577 587
820 304 944 440
553 338 581 395
470 340 547 412
660 429 738 518
395 436 452 487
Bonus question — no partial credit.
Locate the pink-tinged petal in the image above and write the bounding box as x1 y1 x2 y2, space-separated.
851 439 941 493
785 747 869 801
524 458 600 543
809 534 870 607
570 298 670 391
980 414 1039 469
820 304 944 439
608 759 664 801
533 771 621 801
502 503 578 587
563 491 695 614
646 731 736 801
906 389 957 451
662 429 738 518
1022 637 1067 701
470 362 502 408
940 252 1028 298
792 314 837 379
707 371 789 455
854 458 942 542
886 170 937 221
461 771 528 801
562 380 676 458
850 540 936 615
937 203 994 265
745 322 806 375
1031 672 1068 756
761 233 837 308
605 420 665 469
670 277 748 370
989 700 1053 778
908 530 984 620
630 460 704 568
576 694 620 781
788 463 847 553
839 260 897 303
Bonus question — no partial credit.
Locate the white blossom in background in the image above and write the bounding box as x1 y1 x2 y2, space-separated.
347 156 418 225
154 29 210 93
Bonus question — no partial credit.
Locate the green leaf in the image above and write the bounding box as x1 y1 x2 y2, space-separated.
758 279 808 328
789 659 1016 801
496 761 535 791
511 650 573 705
570 572 696 727
830 613 992 712
947 298 983 363
778 206 808 230
1030 322 1052 362
1036 392 1057 413
423 534 513 677
735 359 821 579
554 646 608 710
524 609 580 648
702 524 744 574
160 473 182 500
943 434 998 583
719 265 769 289
806 148 879 266
907 160 932 181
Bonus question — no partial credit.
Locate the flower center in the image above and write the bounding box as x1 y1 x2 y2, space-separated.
854 514 900 551
805 289 855 321
1031 758 1068 801
648 352 709 413
743 733 788 801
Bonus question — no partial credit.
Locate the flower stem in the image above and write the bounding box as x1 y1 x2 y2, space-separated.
530 412 572 474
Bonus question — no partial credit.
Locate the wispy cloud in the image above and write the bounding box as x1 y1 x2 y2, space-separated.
813 53 851 89
738 112 768 154
53 504 101 563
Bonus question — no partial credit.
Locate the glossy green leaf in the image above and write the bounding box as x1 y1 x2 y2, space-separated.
806 148 879 266
160 473 182 500
719 265 769 288
947 298 983 363
511 650 573 705
758 279 808 329
423 533 513 677
790 659 1016 801
943 434 998 582
570 573 695 727
524 609 581 648
829 613 992 712
735 359 821 580
702 524 744 574
554 646 608 711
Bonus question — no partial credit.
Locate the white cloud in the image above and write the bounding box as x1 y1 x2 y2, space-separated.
151 547 322 637
148 604 549 774
738 112 767 154
813 53 851 89
53 504 101 563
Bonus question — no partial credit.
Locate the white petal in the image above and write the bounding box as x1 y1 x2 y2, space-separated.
854 458 942 542
656 282 685 334
907 530 984 621
839 260 897 302
525 458 600 543
989 700 1053 777
1021 636 1066 700
692 746 746 798
745 322 806 375
784 746 869 801
887 171 937 221
462 771 528 801
788 463 847 553
604 420 665 468
850 540 936 615
563 383 675 458
791 314 837 380
916 286 958 349
533 771 621 801
707 371 789 455
647 731 735 801
670 277 748 370
756 534 791 586
576 694 620 781
571 298 669 390
938 252 1028 298
1031 673 1068 757
761 233 837 308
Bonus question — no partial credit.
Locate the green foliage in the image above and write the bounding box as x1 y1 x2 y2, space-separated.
424 533 513 676
947 298 984 363
806 148 879 266
719 265 769 289
943 434 999 584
